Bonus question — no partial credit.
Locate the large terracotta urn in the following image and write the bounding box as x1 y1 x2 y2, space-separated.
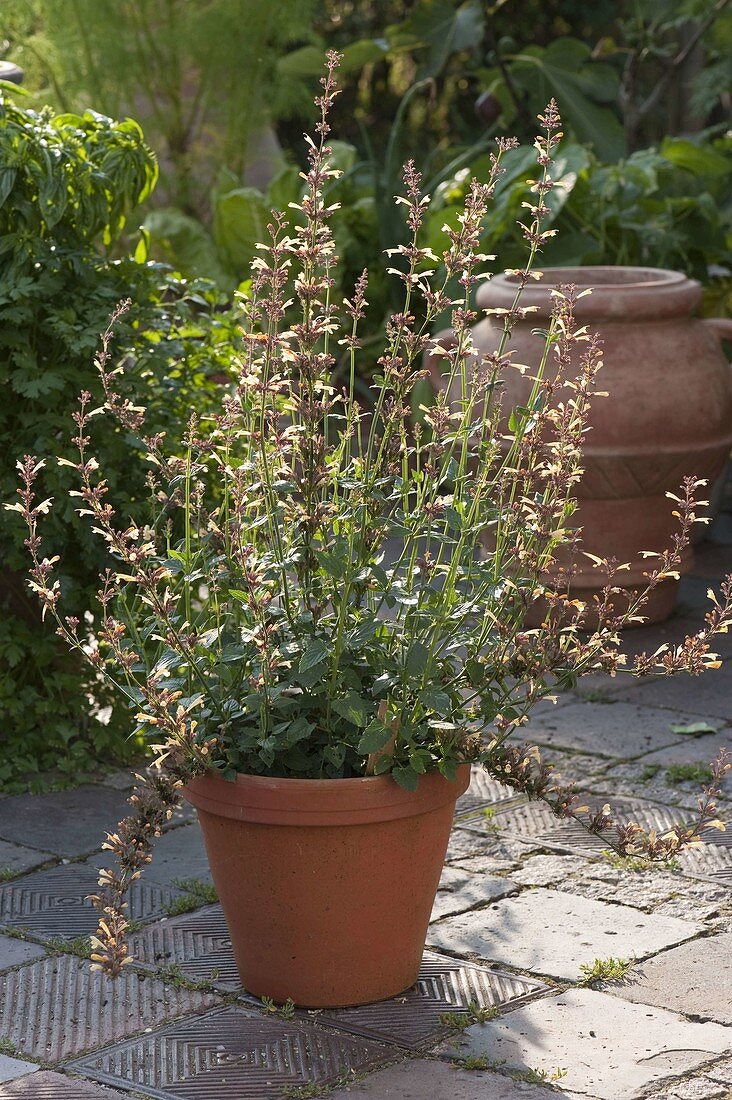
432 267 732 624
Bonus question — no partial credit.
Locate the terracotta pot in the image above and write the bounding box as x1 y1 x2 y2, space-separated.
429 267 732 624
183 764 470 1007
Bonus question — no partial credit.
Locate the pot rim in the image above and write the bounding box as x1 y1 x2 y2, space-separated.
476 265 702 319
491 265 688 289
183 763 472 826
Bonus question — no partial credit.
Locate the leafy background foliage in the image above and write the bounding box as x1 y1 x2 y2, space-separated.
0 93 239 790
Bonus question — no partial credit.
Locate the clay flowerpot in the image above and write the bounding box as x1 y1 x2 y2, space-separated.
184 764 470 1007
430 267 732 623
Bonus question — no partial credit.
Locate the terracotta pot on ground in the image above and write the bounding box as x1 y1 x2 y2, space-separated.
184 764 470 1007
429 267 732 624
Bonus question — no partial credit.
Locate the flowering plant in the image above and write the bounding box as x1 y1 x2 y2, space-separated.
8 53 731 975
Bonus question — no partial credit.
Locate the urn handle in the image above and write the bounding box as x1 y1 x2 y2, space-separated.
702 316 732 345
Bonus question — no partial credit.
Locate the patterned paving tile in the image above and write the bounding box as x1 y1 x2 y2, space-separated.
128 908 546 1050
128 905 241 993
0 1070 128 1097
68 1004 397 1100
318 952 547 1049
459 795 688 855
466 793 732 889
0 861 180 939
454 766 521 819
679 830 732 886
0 955 219 1061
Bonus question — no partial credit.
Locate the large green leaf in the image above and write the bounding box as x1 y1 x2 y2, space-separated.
509 38 626 163
390 0 485 79
266 164 302 211
213 186 270 276
546 143 592 218
276 44 326 78
142 207 233 289
660 137 731 178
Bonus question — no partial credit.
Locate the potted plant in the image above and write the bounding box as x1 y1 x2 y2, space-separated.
8 53 732 1009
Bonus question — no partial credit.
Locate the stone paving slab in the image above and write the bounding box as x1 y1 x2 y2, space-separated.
530 748 608 786
680 842 732 888
647 1079 730 1100
606 932 732 1024
634 730 732 786
0 859 183 939
0 933 45 971
431 865 516 921
143 823 213 890
449 852 520 875
606 662 732 722
89 818 212 893
326 1058 560 1099
128 904 240 991
0 1057 36 1086
0 954 219 1061
427 888 703 980
0 1070 128 1096
439 988 732 1099
707 1057 732 1084
0 840 55 878
523 700 700 759
69 1003 398 1100
0 786 132 859
444 829 532 863
509 854 728 923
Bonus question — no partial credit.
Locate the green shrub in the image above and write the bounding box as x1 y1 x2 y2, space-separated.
0 92 238 790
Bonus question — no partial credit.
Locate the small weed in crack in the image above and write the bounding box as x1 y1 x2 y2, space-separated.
439 1001 500 1030
579 956 635 985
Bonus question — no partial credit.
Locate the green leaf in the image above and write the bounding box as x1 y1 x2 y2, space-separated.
299 638 329 673
341 39 390 72
392 765 419 792
0 168 16 211
409 749 432 774
213 187 270 276
219 643 246 664
326 140 358 176
357 719 393 755
405 641 430 677
509 39 626 162
660 138 731 178
669 721 718 736
277 45 327 78
332 693 370 728
347 618 378 648
281 716 315 748
420 688 451 716
266 164 301 211
395 0 485 79
142 207 233 288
